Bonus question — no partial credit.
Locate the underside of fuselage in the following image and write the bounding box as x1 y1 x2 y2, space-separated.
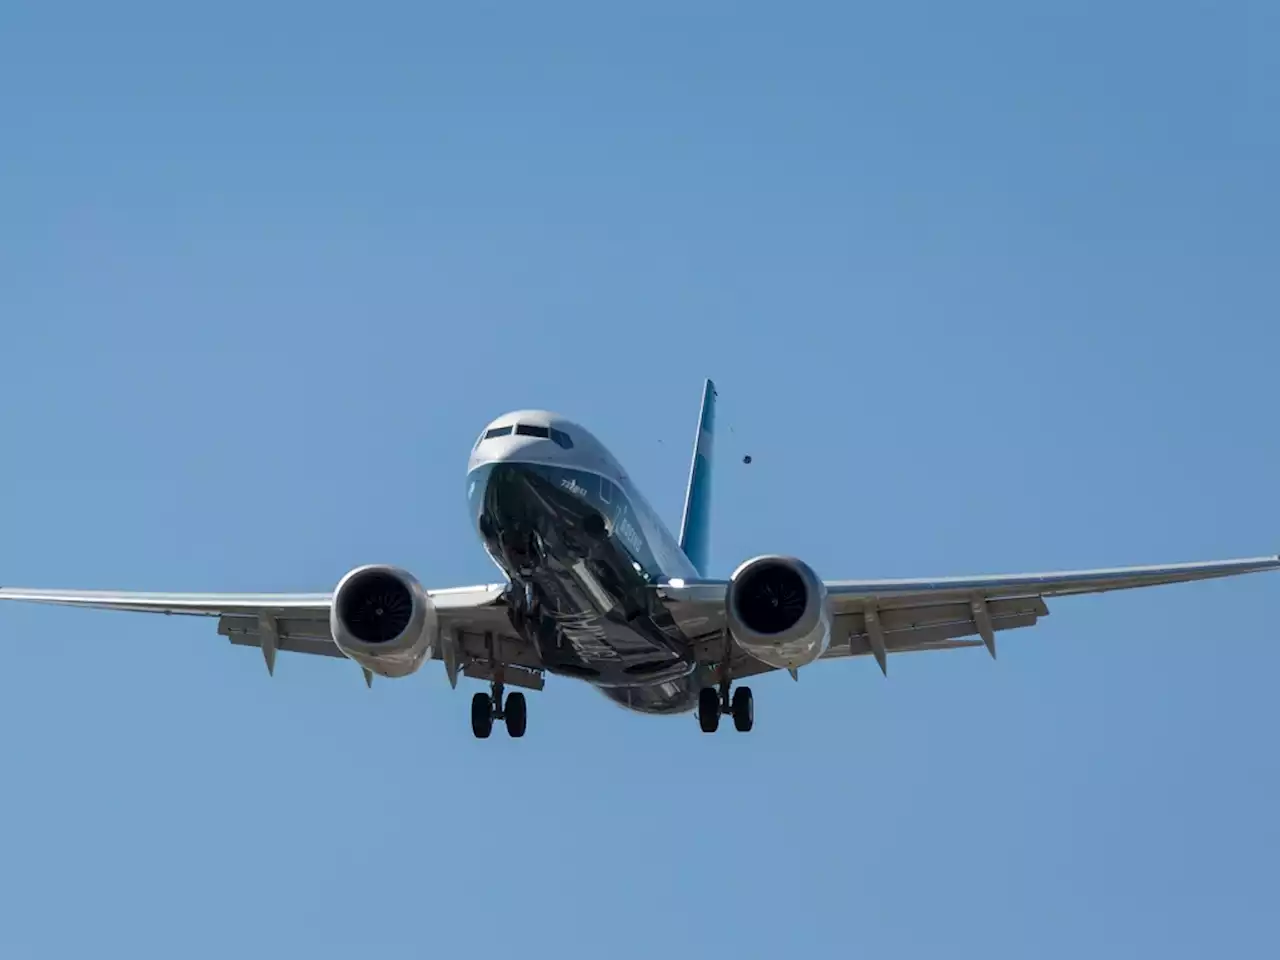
469 460 708 714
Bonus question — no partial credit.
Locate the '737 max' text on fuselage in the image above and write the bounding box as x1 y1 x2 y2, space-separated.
3 380 1279 739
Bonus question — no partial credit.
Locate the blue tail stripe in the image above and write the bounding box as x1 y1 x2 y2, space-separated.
678 379 716 576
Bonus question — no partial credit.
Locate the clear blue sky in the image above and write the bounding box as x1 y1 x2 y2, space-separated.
1 2 1277 957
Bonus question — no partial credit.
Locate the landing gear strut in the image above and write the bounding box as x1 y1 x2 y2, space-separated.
471 680 527 739
697 682 753 734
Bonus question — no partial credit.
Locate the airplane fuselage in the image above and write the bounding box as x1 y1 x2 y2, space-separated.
467 411 711 714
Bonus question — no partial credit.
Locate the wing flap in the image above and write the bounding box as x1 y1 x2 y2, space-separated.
216 604 544 673
219 613 346 660
706 598 1044 678
863 596 1048 637
463 661 545 691
830 601 1044 659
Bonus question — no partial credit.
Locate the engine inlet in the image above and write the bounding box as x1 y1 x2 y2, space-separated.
735 563 808 634
336 570 414 644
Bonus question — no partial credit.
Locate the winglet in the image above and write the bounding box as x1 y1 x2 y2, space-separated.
678 379 717 576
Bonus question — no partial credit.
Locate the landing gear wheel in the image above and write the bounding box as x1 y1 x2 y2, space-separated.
731 686 754 732
697 687 721 733
505 691 527 738
471 692 494 739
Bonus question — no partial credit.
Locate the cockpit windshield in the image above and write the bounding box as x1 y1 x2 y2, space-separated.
478 422 573 449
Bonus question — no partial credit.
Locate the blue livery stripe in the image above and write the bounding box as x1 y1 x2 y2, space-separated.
678 379 716 576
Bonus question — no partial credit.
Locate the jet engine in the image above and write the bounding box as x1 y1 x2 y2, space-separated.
330 565 438 678
725 556 831 669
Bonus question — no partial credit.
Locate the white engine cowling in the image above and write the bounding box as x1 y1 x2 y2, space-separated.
726 555 831 670
330 565 438 678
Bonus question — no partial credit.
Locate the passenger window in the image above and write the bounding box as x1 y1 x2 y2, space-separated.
515 424 551 438
484 425 513 439
550 429 574 449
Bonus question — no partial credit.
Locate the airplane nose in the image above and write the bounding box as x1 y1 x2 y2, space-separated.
467 463 496 530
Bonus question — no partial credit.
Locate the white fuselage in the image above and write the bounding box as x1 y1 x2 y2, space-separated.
464 410 707 713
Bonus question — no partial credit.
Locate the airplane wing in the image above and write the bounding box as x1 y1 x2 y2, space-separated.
663 555 1280 679
0 582 545 689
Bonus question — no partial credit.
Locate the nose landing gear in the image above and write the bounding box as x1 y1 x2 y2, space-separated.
697 682 754 733
471 681 527 739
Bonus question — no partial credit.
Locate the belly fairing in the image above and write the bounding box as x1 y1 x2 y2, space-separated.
469 460 702 705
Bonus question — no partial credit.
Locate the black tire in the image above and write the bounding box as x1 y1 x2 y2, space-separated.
471 692 493 739
505 691 527 738
697 687 720 733
731 686 754 732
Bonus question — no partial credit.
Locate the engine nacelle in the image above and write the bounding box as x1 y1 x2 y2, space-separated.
330 565 438 678
726 555 831 670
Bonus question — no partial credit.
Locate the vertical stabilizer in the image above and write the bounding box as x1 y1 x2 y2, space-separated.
678 379 717 576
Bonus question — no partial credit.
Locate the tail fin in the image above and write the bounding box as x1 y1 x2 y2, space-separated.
678 379 717 576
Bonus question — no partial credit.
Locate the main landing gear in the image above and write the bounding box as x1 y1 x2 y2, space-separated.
471 680 527 739
698 683 753 734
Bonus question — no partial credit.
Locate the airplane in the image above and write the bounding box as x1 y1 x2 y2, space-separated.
2 379 1279 739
